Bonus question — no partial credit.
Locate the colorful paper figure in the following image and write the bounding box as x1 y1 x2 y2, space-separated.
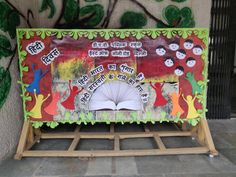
61 80 83 110
170 92 184 116
29 89 50 119
186 72 203 94
150 82 168 107
183 39 194 50
169 41 179 51
156 46 166 56
182 94 199 119
44 91 61 115
26 64 48 94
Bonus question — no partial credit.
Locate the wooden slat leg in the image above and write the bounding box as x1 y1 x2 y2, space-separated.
153 134 166 150
110 123 115 133
14 121 31 160
68 126 81 151
144 125 150 132
199 119 218 156
114 135 120 151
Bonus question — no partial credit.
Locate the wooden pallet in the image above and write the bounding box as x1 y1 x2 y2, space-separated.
14 119 218 160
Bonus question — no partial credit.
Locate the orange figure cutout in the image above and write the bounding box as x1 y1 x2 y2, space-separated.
30 89 50 119
182 94 199 119
169 92 184 116
150 82 168 107
61 80 83 110
44 91 61 115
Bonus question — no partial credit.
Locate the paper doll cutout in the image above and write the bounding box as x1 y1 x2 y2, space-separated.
174 66 184 76
169 41 179 51
184 39 194 50
186 57 196 68
26 64 48 94
186 72 203 94
61 80 83 110
176 49 186 60
170 92 184 116
29 89 50 119
150 82 168 107
193 45 203 56
182 94 199 119
156 45 166 56
164 57 175 67
44 91 61 115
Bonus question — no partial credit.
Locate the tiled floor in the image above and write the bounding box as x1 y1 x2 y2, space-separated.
0 119 236 177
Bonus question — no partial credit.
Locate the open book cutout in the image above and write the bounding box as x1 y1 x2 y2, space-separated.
89 81 143 111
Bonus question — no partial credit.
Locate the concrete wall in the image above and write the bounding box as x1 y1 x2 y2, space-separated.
0 0 211 162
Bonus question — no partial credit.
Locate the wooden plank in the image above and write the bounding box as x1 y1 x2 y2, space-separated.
22 147 210 157
40 131 192 139
110 123 115 133
153 134 166 150
27 124 34 145
68 126 81 151
26 136 41 150
144 125 150 132
68 136 80 151
114 135 120 151
14 121 31 160
199 119 219 156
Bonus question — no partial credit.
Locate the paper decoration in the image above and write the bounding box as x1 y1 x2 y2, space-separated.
17 28 209 127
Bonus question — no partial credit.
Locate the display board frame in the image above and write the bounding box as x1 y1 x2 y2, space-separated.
16 28 210 128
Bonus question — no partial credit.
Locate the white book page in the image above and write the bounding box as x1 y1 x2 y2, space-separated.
89 100 116 110
116 100 143 111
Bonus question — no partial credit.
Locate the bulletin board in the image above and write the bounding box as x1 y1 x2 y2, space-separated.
16 28 209 128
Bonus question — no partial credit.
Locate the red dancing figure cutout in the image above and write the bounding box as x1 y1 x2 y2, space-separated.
61 80 84 110
44 91 61 115
150 82 168 107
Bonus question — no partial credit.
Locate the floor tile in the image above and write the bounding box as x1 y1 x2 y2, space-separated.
34 157 88 176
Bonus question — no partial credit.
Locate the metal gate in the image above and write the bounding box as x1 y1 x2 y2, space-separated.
207 0 235 119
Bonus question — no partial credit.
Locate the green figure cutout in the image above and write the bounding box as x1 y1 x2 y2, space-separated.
186 72 202 95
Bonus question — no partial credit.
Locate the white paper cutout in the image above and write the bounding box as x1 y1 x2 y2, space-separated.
89 81 143 111
176 50 186 60
110 41 127 48
77 74 89 86
120 64 135 74
129 41 142 48
169 42 179 51
88 49 109 57
134 49 147 57
117 73 127 81
87 74 106 92
193 45 203 56
136 72 145 82
41 48 60 65
80 92 91 104
92 42 109 48
156 46 166 56
186 57 196 67
184 39 194 50
108 64 117 71
26 41 45 55
90 65 104 76
111 50 130 57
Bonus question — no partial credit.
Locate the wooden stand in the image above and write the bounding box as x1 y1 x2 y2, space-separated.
14 119 218 160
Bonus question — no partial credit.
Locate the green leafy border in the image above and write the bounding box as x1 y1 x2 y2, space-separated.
16 28 209 128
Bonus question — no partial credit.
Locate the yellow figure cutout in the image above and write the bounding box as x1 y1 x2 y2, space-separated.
182 94 199 119
170 92 184 116
30 89 50 119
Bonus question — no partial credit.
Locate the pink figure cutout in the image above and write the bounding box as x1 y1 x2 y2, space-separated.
44 91 61 115
61 80 83 110
150 82 168 107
